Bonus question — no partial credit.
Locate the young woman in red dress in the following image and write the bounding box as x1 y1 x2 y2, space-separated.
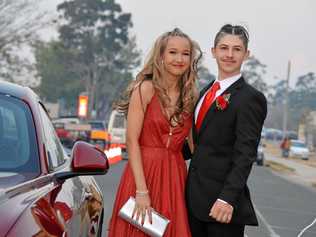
107 28 202 237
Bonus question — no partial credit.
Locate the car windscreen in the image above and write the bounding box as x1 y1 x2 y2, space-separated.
291 142 306 148
113 114 125 129
0 94 40 174
89 122 105 130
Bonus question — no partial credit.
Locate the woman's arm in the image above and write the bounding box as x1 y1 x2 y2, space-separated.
126 80 154 223
187 128 194 152
182 129 194 160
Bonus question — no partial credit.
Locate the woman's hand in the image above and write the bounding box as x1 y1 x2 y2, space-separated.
132 192 153 225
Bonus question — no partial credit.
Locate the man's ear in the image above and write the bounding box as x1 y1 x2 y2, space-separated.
211 47 215 58
244 50 250 60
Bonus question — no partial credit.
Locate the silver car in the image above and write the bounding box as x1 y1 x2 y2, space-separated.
289 140 310 160
256 141 265 166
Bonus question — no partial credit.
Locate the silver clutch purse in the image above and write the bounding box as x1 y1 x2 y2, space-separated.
118 197 170 237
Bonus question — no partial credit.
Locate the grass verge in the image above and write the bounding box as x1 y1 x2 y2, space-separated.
265 160 295 173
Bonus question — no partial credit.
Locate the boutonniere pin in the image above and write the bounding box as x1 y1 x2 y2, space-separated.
215 93 231 111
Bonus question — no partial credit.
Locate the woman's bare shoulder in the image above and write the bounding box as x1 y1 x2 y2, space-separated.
136 80 155 104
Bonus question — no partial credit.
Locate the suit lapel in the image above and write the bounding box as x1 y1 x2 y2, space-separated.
197 77 245 138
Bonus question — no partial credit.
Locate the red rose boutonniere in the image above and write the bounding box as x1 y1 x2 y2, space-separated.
215 93 231 111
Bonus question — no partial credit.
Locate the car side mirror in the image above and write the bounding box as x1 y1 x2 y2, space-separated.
55 141 109 181
71 141 109 173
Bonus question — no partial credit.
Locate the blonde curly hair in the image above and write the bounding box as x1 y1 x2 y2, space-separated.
116 28 202 126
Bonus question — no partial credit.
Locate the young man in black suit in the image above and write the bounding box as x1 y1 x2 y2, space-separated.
186 24 267 237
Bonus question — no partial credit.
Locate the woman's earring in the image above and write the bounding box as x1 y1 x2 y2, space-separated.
161 60 164 65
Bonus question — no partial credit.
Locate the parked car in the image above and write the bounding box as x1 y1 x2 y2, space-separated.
285 131 298 140
108 110 126 152
88 120 106 130
0 81 109 237
265 128 283 141
261 127 266 139
289 139 310 160
52 121 76 149
52 116 80 125
256 140 265 166
88 120 112 150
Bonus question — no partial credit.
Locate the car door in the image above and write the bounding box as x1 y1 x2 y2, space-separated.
38 104 101 237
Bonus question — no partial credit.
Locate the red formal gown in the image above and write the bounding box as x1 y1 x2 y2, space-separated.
108 93 192 237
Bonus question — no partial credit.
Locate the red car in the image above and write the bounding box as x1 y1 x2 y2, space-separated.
0 81 109 237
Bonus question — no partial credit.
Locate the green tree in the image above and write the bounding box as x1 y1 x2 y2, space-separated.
0 0 52 83
287 72 315 131
270 79 287 105
290 72 316 111
267 72 316 130
242 56 268 94
35 41 84 111
95 36 141 119
56 0 139 118
197 65 216 90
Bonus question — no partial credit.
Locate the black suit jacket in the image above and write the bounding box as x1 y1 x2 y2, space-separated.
186 77 267 226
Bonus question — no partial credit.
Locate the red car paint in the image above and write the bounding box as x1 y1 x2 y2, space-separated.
0 81 109 237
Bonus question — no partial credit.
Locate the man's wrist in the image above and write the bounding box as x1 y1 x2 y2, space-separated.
217 199 233 208
217 198 228 204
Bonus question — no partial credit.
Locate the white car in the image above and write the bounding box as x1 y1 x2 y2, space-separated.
289 140 310 160
108 110 126 152
256 140 265 166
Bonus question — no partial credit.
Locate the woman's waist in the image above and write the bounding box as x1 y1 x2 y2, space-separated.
140 145 181 153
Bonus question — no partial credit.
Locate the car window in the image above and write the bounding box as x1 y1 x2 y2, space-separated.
292 141 306 148
38 104 66 170
113 113 125 129
0 94 40 174
89 122 105 130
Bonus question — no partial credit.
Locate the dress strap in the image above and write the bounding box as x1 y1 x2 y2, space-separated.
137 79 156 114
138 80 146 114
137 74 155 114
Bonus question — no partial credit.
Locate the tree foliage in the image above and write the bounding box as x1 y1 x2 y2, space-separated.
0 0 52 83
57 0 138 118
290 72 316 110
36 0 141 118
243 56 268 94
266 72 316 130
35 41 84 111
197 65 216 90
91 35 141 119
270 79 287 105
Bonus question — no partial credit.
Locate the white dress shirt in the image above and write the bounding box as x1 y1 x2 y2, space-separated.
194 73 242 122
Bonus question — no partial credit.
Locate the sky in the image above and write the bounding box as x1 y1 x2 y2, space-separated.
114 0 316 86
45 0 316 87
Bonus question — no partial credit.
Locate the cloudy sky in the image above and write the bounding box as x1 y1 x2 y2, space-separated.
46 0 316 86
114 0 316 86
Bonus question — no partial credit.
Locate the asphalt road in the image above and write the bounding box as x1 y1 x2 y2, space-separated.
95 160 316 237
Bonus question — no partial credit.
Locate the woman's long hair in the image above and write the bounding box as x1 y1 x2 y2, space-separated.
115 28 202 126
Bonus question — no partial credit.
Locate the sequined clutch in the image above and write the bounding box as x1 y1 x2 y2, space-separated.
118 197 170 237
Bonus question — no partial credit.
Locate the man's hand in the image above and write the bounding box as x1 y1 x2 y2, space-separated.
209 200 234 224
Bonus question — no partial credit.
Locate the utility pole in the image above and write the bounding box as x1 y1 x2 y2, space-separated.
282 61 291 138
